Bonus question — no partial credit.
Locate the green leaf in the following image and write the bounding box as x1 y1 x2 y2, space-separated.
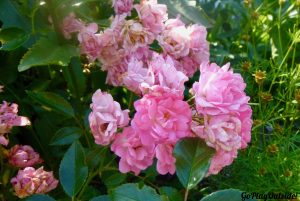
25 194 56 201
50 127 82 146
159 186 183 201
102 170 127 188
0 0 30 29
173 137 214 189
200 189 257 201
158 0 214 28
62 57 86 98
59 141 88 197
90 195 111 201
27 91 75 118
0 27 30 51
18 35 79 72
111 183 162 201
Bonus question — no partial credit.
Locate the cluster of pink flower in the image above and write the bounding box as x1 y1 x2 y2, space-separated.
8 145 59 198
62 0 252 176
0 86 58 198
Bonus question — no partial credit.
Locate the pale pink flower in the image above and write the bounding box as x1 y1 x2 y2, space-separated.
113 0 134 15
207 149 237 175
132 86 192 145
105 63 128 86
121 20 155 50
157 23 190 59
164 17 185 30
8 145 43 168
89 89 129 145
122 57 155 94
149 53 187 94
155 144 176 175
78 23 102 61
188 24 209 52
11 167 58 198
135 0 168 35
111 126 155 175
177 56 199 77
192 62 250 115
239 105 253 148
0 101 30 146
61 13 85 39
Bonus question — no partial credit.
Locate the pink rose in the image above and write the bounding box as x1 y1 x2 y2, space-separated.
111 126 155 175
157 23 190 59
192 62 250 115
207 149 237 175
135 0 168 35
8 145 43 168
121 20 155 50
89 90 129 145
122 57 155 94
61 13 85 39
11 167 58 198
132 86 192 145
113 0 134 15
155 144 176 175
0 101 30 146
149 53 188 94
78 23 102 61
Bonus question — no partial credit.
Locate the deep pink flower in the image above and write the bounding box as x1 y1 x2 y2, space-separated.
0 101 30 146
111 126 155 175
113 0 134 15
61 13 85 39
135 0 168 35
11 167 58 198
89 90 129 145
132 86 192 145
8 145 43 168
155 143 176 175
78 23 102 61
192 62 250 115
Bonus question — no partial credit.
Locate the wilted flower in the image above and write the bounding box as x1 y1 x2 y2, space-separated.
295 89 300 104
242 61 251 71
8 145 43 168
252 70 266 85
259 92 273 103
11 167 58 198
266 144 279 154
89 89 130 145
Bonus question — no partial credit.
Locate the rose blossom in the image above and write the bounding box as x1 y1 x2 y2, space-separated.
158 24 190 59
89 89 129 145
61 13 85 39
11 167 58 198
111 126 155 175
121 20 155 50
208 149 237 175
78 23 102 61
113 0 134 15
8 145 43 168
0 101 30 146
155 143 176 175
131 86 192 145
135 0 168 35
122 57 155 94
192 62 250 115
149 53 188 94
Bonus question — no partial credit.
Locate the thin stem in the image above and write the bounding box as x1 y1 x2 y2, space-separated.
184 189 189 201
